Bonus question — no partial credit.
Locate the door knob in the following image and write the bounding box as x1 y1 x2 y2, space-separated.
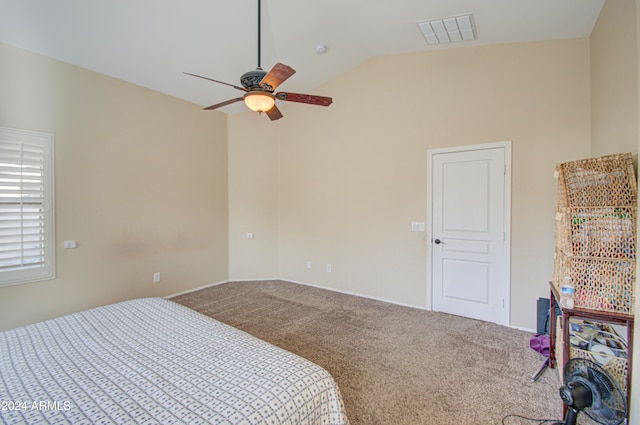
434 239 443 244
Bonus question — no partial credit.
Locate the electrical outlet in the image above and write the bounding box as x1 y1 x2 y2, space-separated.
306 261 312 269
153 272 161 283
326 264 332 273
63 240 78 249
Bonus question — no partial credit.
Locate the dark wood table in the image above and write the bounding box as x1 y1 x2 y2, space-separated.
549 282 634 412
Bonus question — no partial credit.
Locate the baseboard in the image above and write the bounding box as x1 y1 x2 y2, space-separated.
165 277 282 299
226 278 281 283
284 278 431 312
297 279 526 330
508 324 536 333
168 278 531 331
165 279 230 298
288 280 531 331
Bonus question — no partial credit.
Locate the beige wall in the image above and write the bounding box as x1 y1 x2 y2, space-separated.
229 39 591 330
591 0 639 158
4 2 638 415
227 113 279 279
584 0 640 418
635 0 640 419
589 0 640 420
0 43 229 331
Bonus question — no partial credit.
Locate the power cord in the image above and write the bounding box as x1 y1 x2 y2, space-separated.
501 413 561 424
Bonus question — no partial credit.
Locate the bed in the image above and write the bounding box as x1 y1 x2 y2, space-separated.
0 298 350 425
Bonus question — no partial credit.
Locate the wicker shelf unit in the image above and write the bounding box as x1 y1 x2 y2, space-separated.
549 152 637 413
552 152 637 314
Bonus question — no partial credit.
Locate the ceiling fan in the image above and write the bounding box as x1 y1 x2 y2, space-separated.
185 0 333 121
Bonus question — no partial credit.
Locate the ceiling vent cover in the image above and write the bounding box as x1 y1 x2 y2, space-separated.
418 14 476 45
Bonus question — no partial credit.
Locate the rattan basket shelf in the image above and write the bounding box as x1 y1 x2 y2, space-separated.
553 153 637 315
555 318 628 393
556 153 637 209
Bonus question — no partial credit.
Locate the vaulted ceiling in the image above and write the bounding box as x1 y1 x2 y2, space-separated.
0 0 605 113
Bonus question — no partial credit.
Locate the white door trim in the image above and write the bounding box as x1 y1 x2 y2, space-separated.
426 141 512 326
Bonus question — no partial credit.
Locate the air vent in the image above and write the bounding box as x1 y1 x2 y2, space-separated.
418 14 476 45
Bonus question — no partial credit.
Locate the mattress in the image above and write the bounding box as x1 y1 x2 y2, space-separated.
0 298 350 425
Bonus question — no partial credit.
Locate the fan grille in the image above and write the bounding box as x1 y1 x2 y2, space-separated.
563 358 626 425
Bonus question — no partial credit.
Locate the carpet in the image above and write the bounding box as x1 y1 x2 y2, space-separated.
171 280 565 425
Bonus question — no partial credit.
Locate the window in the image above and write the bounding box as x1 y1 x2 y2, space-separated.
0 127 55 287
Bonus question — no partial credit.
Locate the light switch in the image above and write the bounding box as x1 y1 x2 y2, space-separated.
411 222 426 232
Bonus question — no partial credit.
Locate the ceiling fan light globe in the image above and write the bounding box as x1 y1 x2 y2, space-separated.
244 92 275 112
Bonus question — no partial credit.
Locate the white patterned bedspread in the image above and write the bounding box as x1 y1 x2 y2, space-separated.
0 298 350 425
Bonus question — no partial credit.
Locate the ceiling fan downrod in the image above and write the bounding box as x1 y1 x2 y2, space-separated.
240 0 267 89
183 0 332 120
257 0 262 70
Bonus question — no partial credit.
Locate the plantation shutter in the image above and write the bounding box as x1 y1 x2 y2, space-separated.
0 127 54 286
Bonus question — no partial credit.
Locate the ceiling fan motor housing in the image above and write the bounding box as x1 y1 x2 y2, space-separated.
241 68 268 90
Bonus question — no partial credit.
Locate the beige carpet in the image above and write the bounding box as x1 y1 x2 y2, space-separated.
171 280 565 425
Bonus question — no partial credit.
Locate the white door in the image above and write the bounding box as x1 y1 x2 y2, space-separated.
428 143 510 325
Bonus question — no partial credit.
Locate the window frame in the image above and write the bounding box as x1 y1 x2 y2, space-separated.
0 126 55 287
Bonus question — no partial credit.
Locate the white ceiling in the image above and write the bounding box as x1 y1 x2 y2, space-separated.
0 0 605 114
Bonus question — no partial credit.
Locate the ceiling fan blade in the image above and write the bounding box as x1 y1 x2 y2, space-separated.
184 72 248 92
265 105 284 121
260 63 296 91
275 92 333 107
203 97 244 110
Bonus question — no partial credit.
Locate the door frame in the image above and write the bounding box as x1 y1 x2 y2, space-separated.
426 141 512 326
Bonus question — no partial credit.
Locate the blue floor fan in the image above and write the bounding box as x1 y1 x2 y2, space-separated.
552 358 627 425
